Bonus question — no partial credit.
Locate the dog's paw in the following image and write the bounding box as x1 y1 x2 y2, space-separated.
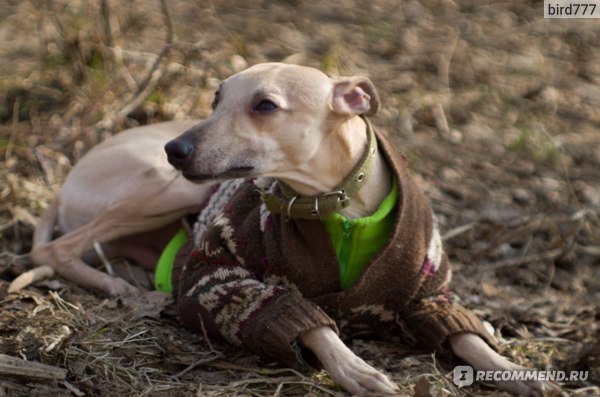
327 353 399 396
103 277 139 297
300 326 398 396
492 365 564 397
449 333 565 397
495 378 563 397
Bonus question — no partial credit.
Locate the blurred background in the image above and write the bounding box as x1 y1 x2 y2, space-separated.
0 1 599 396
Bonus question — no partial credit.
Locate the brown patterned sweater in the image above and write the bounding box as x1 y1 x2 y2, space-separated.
172 129 495 368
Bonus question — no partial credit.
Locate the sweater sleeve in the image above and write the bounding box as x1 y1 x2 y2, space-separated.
400 251 498 353
174 213 338 369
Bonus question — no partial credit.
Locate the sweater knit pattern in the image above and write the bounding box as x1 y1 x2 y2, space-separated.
172 129 495 369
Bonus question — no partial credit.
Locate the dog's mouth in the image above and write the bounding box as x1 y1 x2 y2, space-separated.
182 166 256 182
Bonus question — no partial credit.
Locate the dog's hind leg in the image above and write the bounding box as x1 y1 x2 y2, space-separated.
11 172 211 296
11 181 210 295
24 204 198 296
32 198 59 248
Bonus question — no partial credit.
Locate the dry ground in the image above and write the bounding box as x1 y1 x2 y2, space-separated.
1 0 599 396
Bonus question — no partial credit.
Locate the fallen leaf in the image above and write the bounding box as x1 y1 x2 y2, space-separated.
413 376 434 397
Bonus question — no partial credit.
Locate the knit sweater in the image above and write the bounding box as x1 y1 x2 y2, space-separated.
172 128 496 369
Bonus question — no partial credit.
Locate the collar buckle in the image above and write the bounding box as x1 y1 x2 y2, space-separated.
322 190 350 207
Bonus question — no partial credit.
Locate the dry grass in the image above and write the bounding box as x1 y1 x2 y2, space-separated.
1 0 600 396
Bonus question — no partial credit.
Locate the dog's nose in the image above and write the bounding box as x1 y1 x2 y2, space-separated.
165 139 193 169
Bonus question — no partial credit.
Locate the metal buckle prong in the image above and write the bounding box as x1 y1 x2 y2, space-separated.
311 197 320 218
286 195 299 219
323 190 348 202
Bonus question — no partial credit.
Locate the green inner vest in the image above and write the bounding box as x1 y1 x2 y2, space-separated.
322 179 398 290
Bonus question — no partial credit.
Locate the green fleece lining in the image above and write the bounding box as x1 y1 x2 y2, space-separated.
154 227 187 293
323 180 398 290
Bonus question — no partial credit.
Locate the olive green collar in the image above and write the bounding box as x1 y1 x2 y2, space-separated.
261 117 378 220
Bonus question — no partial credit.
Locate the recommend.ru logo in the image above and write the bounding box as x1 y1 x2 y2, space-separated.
452 365 589 387
453 365 474 388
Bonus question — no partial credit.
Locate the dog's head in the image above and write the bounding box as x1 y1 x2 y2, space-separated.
165 62 379 183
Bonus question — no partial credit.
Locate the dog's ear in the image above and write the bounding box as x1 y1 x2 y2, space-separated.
330 76 380 117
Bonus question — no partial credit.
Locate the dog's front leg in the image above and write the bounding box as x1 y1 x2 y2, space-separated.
300 326 399 396
449 332 563 396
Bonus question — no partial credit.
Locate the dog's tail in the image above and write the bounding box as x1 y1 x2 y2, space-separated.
8 200 58 293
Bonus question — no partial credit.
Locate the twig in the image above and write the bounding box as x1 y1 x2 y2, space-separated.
33 147 55 186
160 0 174 44
230 376 303 387
112 53 166 123
108 47 206 77
274 380 341 396
4 95 21 160
207 0 235 41
572 386 600 395
0 353 67 380
438 29 460 94
442 221 477 241
433 30 459 140
474 217 546 261
100 0 112 47
542 253 556 294
170 352 223 379
484 248 563 270
199 313 217 353
112 46 139 91
538 124 583 210
432 102 450 137
130 0 175 95
49 291 82 313
576 245 600 256
44 325 73 353
0 221 15 235
62 380 85 397
102 0 176 127
208 362 307 378
94 241 115 276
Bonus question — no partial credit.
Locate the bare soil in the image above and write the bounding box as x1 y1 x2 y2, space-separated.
1 1 599 396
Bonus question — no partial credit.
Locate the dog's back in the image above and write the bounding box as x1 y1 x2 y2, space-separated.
56 120 200 233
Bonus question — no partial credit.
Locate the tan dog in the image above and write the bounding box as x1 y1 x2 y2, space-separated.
13 63 560 396
164 63 560 397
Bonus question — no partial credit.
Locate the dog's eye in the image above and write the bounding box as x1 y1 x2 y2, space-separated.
254 99 278 113
211 91 220 110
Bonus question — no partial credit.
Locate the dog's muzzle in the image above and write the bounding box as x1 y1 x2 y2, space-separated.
165 139 193 169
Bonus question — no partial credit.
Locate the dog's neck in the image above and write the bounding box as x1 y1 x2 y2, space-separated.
279 117 392 219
